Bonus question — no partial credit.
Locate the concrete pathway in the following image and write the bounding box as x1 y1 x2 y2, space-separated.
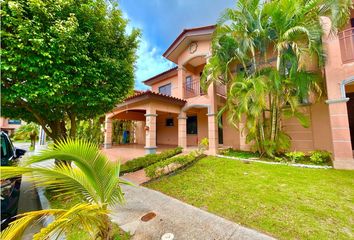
123 169 150 185
13 143 44 239
110 185 275 240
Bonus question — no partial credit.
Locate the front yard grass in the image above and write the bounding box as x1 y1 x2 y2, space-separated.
146 156 354 240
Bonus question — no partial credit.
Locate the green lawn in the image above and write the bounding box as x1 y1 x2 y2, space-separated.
146 156 354 240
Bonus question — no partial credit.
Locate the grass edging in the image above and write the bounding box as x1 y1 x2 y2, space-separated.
120 147 183 175
217 154 333 169
145 153 206 179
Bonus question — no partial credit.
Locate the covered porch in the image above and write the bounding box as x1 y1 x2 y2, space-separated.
104 90 221 155
104 91 187 154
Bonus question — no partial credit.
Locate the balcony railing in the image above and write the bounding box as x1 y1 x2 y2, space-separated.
338 27 354 63
216 83 226 97
183 78 204 98
183 78 227 98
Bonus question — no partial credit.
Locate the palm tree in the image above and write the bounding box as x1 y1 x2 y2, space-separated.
203 0 352 156
0 139 130 240
13 122 39 150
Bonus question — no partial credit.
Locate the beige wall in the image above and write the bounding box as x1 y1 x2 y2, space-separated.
156 113 178 145
151 75 178 96
186 108 208 146
221 111 241 149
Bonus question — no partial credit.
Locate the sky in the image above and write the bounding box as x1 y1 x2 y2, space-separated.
118 0 235 90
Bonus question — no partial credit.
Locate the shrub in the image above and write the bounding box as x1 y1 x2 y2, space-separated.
198 138 209 154
145 151 202 178
285 151 305 163
120 147 183 174
309 150 332 165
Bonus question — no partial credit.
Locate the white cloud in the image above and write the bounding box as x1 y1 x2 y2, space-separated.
122 9 175 90
134 38 175 90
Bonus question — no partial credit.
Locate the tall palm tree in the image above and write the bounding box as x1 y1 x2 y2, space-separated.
203 0 352 156
0 139 130 240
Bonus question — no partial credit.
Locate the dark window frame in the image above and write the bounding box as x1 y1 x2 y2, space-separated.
185 76 193 91
187 116 198 135
8 119 21 125
158 83 172 96
165 118 174 127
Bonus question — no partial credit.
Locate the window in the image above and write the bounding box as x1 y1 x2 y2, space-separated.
185 76 193 90
159 83 171 96
8 119 21 124
166 118 174 127
351 18 354 27
187 116 198 134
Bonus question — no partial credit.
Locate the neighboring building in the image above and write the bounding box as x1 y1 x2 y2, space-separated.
0 117 24 136
105 13 354 169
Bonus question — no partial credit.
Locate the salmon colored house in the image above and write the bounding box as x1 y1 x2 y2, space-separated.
105 14 354 169
0 117 24 136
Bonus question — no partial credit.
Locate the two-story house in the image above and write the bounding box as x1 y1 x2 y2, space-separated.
104 12 354 169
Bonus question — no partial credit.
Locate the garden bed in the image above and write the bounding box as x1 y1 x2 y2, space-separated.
220 149 332 166
120 147 183 175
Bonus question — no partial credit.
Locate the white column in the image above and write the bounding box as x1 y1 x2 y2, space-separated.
178 112 187 149
104 116 113 149
144 108 158 154
207 82 219 155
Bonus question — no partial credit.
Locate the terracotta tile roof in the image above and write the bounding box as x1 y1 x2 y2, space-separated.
143 66 178 85
123 90 186 106
163 25 216 60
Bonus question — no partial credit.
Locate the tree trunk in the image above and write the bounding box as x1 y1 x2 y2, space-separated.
69 113 76 139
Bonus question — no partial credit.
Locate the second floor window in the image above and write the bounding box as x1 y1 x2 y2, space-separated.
159 83 171 96
8 119 21 125
186 76 194 91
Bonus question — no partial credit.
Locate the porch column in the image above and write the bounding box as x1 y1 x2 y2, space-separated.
144 108 157 154
326 100 354 169
104 117 113 149
177 66 186 99
207 82 219 155
178 112 187 149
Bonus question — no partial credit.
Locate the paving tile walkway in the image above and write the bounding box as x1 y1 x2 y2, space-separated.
110 184 275 240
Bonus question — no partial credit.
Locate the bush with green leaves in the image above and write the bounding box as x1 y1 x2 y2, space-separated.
285 151 305 163
309 150 332 165
120 147 183 174
145 151 203 178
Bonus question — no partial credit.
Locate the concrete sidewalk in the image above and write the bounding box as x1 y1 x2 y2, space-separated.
110 184 275 240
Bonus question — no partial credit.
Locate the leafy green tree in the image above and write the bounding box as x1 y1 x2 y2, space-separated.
13 122 39 149
203 0 352 156
1 0 140 142
0 139 130 239
76 116 105 145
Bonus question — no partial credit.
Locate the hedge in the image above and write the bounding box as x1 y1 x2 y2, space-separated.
145 152 205 178
120 147 183 174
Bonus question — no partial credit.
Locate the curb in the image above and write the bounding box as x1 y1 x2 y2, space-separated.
217 154 333 169
36 187 55 227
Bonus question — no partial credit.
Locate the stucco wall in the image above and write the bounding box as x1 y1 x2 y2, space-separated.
186 109 208 146
221 112 241 149
151 75 178 97
156 113 178 145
